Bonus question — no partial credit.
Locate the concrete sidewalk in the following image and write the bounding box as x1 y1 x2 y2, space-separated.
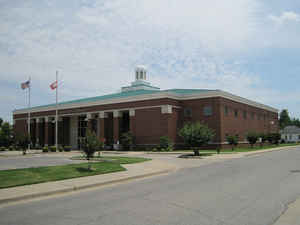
0 159 176 206
273 197 300 225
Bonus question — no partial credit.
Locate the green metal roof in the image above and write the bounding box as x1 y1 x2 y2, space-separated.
15 88 215 111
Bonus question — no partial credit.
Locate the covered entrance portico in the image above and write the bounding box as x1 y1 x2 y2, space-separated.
52 109 134 150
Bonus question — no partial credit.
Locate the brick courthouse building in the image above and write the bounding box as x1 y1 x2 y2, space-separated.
13 66 279 149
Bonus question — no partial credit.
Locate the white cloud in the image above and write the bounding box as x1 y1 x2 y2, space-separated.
268 11 300 25
0 0 299 121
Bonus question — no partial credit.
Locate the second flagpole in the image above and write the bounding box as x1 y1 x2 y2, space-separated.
55 71 58 152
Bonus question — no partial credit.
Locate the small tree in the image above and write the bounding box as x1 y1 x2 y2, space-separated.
178 122 215 156
0 122 12 147
82 130 101 171
259 133 268 148
246 132 258 148
272 133 281 145
159 136 173 151
97 138 105 157
226 135 238 150
15 134 29 155
120 132 134 151
267 133 273 144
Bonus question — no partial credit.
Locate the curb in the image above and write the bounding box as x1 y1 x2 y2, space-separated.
244 145 300 157
0 169 173 205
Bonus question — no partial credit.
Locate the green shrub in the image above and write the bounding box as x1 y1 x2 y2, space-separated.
64 146 72 152
58 145 64 152
0 146 6 151
120 132 134 151
259 133 268 147
9 146 14 151
266 133 281 145
159 136 173 151
50 146 56 152
246 132 258 148
226 135 238 150
152 148 158 152
42 146 49 152
272 133 281 145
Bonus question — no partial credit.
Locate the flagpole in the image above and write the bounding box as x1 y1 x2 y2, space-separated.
28 76 31 150
55 71 58 151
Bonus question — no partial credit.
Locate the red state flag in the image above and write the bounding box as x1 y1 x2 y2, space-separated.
50 81 57 90
21 80 30 90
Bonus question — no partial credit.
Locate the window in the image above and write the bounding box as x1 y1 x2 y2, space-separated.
203 106 212 116
298 135 300 140
251 112 255 119
234 109 238 118
224 106 229 116
184 108 192 117
263 114 266 120
136 71 138 80
243 111 247 119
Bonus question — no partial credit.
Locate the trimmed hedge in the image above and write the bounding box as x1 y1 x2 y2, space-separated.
64 146 72 152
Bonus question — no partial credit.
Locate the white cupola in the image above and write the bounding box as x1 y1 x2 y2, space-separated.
121 65 160 92
135 65 147 81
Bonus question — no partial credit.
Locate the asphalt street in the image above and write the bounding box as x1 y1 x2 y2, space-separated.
1 148 300 225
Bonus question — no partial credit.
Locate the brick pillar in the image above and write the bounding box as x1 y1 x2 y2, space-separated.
161 105 173 140
35 118 40 147
44 117 49 146
129 109 136 136
113 111 120 144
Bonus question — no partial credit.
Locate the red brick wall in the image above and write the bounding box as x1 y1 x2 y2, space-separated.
179 97 222 142
219 98 279 142
15 119 27 137
135 107 165 144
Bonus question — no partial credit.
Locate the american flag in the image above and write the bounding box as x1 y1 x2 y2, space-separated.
21 80 30 90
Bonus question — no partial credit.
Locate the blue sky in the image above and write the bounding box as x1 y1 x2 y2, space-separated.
1 0 300 123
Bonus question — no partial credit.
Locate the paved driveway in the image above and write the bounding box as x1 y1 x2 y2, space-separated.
0 154 83 170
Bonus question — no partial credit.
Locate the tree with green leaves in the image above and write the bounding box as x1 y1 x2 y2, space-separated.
178 122 215 156
226 135 238 150
272 133 281 145
120 132 135 151
0 122 12 147
246 132 258 148
82 130 101 171
279 109 291 129
159 136 173 151
259 133 268 147
15 134 29 155
291 118 300 128
0 118 3 127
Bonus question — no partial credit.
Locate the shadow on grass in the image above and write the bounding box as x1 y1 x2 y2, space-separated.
76 167 93 173
178 153 214 158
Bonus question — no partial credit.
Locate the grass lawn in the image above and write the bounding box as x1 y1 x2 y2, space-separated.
0 156 150 189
